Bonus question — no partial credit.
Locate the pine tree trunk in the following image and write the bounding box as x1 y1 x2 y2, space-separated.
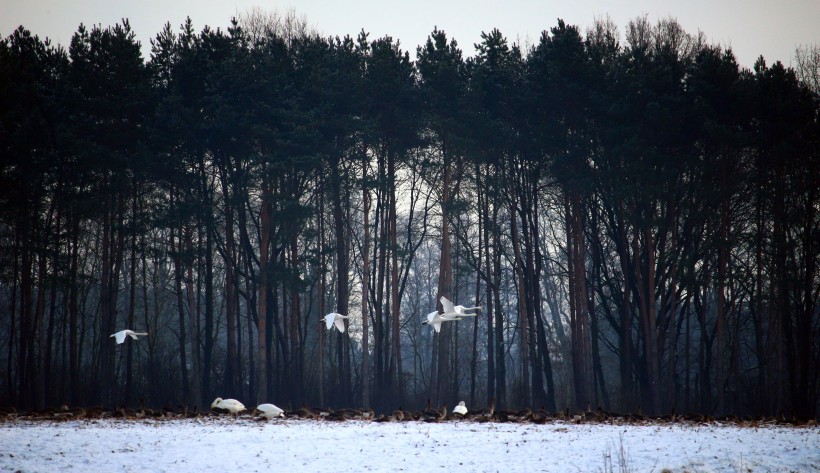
510 197 530 407
68 214 80 405
317 172 325 408
196 155 214 404
223 193 238 397
388 152 403 404
361 158 371 408
492 187 506 407
566 192 590 412
470 196 483 407
374 155 387 402
523 181 548 409
634 220 660 416
126 189 137 407
256 182 271 406
289 232 301 402
140 232 153 401
753 181 767 414
184 225 202 408
772 165 790 416
532 202 557 412
203 212 214 405
34 227 47 410
332 160 350 403
244 257 255 403
44 204 62 407
614 209 634 412
99 195 115 406
171 219 189 403
434 152 453 406
482 166 495 405
716 185 729 415
795 187 816 419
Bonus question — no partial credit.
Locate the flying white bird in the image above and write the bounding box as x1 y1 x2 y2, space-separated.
323 312 350 333
255 403 285 419
211 397 246 414
441 296 481 318
455 304 481 316
110 330 148 344
453 401 468 416
422 310 461 333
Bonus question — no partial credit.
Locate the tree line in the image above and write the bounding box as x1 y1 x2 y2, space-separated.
0 11 817 418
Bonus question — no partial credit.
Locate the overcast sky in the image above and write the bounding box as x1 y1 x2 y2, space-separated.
2 0 818 69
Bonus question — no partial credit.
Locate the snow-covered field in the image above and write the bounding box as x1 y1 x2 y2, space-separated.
1 418 817 472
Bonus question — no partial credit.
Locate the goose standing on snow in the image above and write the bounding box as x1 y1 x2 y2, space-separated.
110 330 148 344
255 403 285 419
211 397 246 415
323 312 350 333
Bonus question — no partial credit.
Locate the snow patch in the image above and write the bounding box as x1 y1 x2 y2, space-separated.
1 419 817 472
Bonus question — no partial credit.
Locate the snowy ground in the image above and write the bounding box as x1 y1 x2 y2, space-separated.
1 418 817 472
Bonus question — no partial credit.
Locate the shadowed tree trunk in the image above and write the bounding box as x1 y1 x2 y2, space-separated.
362 156 372 408
481 166 496 406
566 191 591 412
256 181 272 406
388 150 404 404
183 224 201 408
434 151 453 406
317 171 325 408
125 187 138 406
332 156 351 404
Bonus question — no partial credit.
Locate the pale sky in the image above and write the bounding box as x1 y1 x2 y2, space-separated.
2 0 818 69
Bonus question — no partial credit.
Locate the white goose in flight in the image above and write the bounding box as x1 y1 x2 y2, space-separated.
110 330 148 344
323 312 350 333
441 296 481 318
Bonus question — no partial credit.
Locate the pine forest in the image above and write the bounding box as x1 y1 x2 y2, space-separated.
0 12 818 420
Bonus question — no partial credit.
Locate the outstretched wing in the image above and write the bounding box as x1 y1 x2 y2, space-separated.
424 311 442 332
334 317 347 333
440 296 456 314
111 331 126 344
324 313 336 330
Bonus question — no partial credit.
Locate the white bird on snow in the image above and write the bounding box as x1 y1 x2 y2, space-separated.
110 330 148 344
323 312 350 333
422 310 461 333
255 403 285 419
211 397 246 414
453 401 468 416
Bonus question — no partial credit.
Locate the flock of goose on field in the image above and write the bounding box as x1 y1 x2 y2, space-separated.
2 398 809 427
4 296 809 427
